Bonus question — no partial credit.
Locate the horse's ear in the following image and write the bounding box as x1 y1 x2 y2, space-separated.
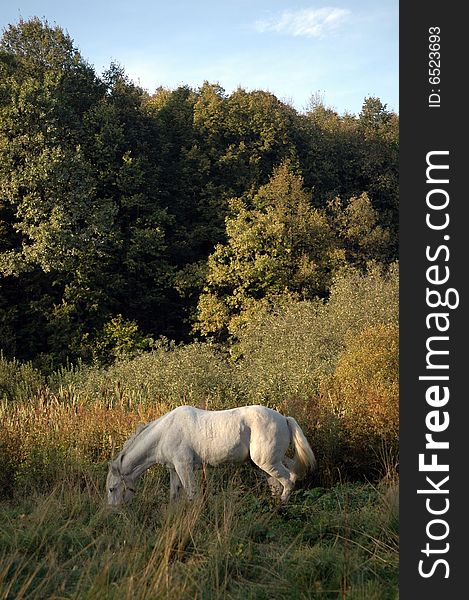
108 459 119 473
118 454 125 473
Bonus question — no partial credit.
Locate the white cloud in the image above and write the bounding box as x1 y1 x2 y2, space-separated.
254 7 351 38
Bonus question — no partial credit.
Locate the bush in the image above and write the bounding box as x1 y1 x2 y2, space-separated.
91 315 154 364
328 323 398 440
0 353 44 402
235 263 398 404
320 323 399 477
49 340 239 409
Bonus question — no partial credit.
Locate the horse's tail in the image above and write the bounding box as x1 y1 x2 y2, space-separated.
286 416 316 481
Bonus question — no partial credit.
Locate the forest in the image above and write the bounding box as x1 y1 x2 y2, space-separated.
0 18 399 599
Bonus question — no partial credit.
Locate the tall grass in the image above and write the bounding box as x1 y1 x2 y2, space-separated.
0 467 398 599
0 352 44 402
48 341 238 409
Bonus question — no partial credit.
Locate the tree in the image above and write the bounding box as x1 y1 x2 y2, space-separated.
0 19 172 366
148 84 303 332
327 193 392 266
357 97 399 256
194 162 342 340
296 97 398 261
0 18 106 364
298 103 361 204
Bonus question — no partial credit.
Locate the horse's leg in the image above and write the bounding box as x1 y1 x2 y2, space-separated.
250 426 295 503
169 467 182 502
173 461 196 500
266 474 283 496
257 462 295 503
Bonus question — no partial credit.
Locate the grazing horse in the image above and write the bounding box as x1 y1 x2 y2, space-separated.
106 404 316 507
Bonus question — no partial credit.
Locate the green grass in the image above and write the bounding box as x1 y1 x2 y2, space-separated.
0 467 398 599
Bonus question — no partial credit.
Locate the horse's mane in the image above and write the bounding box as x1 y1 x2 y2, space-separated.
121 422 151 454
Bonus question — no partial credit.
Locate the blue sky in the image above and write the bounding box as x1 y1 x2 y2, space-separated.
1 1 398 115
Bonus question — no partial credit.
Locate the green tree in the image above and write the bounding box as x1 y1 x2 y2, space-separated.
357 97 399 256
296 96 398 261
148 83 302 331
298 101 361 204
0 19 172 366
327 193 392 266
0 18 106 364
194 162 342 340
146 84 221 266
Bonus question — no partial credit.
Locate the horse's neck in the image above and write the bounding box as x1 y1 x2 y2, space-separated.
121 420 162 480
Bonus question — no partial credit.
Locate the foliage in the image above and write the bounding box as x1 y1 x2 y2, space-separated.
0 19 171 367
194 163 342 340
300 96 399 254
48 340 238 410
325 323 399 450
327 193 392 266
233 263 398 398
0 18 398 368
0 352 44 402
91 315 153 364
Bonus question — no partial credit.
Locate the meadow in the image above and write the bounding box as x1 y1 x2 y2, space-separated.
0 267 399 598
0 391 398 600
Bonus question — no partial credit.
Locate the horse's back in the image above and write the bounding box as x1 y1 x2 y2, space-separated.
165 404 288 466
171 404 286 432
165 405 250 465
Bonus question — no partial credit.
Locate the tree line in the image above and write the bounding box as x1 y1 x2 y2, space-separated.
0 18 398 370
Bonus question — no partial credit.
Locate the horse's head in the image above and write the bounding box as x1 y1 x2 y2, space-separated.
106 459 136 507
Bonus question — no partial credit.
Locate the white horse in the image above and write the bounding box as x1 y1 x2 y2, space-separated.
106 404 316 507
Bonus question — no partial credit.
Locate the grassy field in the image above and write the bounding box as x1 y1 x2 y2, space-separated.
0 386 398 600
0 466 398 599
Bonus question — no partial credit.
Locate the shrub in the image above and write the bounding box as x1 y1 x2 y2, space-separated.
235 263 398 404
91 315 153 364
0 353 44 402
49 340 239 409
329 324 398 438
321 323 399 476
